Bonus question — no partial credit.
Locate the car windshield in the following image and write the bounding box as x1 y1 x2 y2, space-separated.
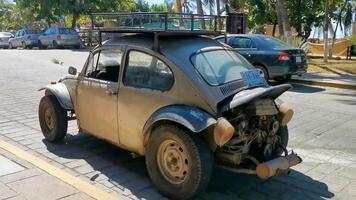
260 36 290 48
0 32 12 37
191 49 253 86
26 30 40 34
59 28 77 34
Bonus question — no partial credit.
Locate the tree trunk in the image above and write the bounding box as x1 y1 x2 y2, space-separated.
323 0 329 62
196 0 205 29
272 19 277 37
216 0 220 16
175 0 184 27
330 1 347 58
71 0 79 29
276 4 284 38
277 0 292 45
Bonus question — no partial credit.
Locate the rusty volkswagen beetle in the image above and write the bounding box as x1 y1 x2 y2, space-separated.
38 13 301 200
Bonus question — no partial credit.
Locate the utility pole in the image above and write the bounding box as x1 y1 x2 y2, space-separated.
323 0 329 63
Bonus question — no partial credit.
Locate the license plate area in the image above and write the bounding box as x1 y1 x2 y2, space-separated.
295 56 302 63
240 69 267 88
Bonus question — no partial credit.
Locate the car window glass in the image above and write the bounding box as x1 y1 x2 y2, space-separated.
86 49 122 82
230 37 252 48
124 51 173 91
191 49 253 85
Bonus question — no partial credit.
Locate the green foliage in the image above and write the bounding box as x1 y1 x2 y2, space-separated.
293 37 309 52
348 35 356 45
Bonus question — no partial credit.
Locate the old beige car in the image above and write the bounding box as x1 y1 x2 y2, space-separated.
38 13 302 200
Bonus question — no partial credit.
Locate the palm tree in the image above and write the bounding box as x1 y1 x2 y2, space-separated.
196 0 205 29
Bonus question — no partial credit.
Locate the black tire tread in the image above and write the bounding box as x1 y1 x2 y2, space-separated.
145 125 213 200
38 95 68 142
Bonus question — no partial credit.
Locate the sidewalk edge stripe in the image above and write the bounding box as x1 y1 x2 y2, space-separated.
0 140 119 200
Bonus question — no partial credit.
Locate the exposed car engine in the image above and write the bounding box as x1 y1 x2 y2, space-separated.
216 99 285 167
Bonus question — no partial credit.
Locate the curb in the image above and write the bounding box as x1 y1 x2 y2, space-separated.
290 79 356 90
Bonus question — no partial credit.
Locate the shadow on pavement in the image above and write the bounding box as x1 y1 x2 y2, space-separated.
289 84 325 94
43 133 334 200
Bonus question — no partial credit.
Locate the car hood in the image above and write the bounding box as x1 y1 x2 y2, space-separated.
218 84 292 114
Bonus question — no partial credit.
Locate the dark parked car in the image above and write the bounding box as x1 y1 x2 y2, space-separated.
9 29 41 49
215 34 308 83
38 27 81 49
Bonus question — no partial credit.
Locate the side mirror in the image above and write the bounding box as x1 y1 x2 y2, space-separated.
68 66 77 75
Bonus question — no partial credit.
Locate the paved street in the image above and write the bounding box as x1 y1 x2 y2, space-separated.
0 49 355 200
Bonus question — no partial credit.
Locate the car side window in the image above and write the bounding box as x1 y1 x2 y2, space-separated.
230 37 252 48
124 50 173 91
85 49 122 82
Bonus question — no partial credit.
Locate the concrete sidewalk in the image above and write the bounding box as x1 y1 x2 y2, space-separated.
0 148 95 200
291 72 356 90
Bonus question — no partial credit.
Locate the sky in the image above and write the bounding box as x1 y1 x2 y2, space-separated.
147 0 165 4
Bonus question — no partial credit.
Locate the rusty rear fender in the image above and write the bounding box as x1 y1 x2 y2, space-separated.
143 105 217 144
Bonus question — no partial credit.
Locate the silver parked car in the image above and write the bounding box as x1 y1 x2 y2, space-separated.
9 29 41 49
38 27 81 49
0 32 14 49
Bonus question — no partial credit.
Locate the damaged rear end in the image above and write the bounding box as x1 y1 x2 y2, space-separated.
209 84 302 179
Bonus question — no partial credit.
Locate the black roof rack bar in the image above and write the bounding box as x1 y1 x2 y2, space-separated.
91 12 226 50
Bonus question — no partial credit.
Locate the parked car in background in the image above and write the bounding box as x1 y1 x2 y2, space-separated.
0 32 14 49
9 29 41 49
38 27 81 49
215 34 308 83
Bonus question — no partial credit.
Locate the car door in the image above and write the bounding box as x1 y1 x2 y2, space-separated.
75 47 124 144
118 48 175 154
14 31 22 47
43 28 52 45
229 37 257 63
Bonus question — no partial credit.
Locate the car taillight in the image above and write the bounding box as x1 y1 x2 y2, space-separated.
27 35 31 40
57 35 61 40
278 52 291 61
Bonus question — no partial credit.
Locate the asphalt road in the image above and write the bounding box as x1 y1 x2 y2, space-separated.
0 49 355 200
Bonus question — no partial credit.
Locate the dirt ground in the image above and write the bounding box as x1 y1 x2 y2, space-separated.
308 58 356 75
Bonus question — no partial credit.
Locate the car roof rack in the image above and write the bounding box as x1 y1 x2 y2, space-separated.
91 12 226 51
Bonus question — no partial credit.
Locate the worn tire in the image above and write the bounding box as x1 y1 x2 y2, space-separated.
253 64 269 81
274 75 291 84
52 41 59 49
145 125 213 200
38 95 68 142
275 126 289 156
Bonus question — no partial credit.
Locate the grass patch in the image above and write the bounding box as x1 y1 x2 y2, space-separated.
308 58 356 75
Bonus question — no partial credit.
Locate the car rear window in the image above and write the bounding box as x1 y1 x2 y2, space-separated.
59 28 77 34
260 36 290 48
191 49 253 86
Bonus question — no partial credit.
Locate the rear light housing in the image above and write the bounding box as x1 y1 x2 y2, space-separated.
56 35 62 40
278 52 291 61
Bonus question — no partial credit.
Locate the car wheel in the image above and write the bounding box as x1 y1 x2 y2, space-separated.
38 95 68 142
274 126 289 156
22 42 27 49
146 125 213 200
253 64 269 81
274 75 291 84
